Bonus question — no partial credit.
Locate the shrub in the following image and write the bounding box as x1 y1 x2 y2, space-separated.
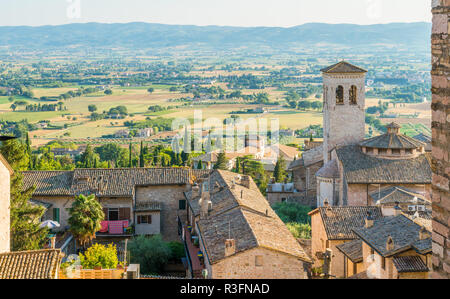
167 241 185 261
272 202 312 224
286 222 311 239
128 235 171 274
79 243 119 269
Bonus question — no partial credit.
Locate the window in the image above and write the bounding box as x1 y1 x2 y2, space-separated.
392 149 401 155
53 208 60 223
381 257 386 270
137 215 152 224
108 208 119 221
255 256 263 267
349 85 357 105
406 149 413 154
179 199 186 210
281 198 287 203
336 86 344 104
370 248 375 261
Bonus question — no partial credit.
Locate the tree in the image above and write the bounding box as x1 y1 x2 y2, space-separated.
79 243 119 269
67 194 104 247
147 87 154 93
128 235 171 274
213 152 228 170
78 144 98 168
197 159 203 169
273 156 287 183
0 139 48 251
10 104 17 111
104 89 113 95
95 143 122 164
88 105 97 113
128 143 133 168
272 202 312 224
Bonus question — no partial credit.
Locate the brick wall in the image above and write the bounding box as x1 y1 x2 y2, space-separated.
431 0 450 278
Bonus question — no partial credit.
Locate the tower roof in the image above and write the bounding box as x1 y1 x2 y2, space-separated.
321 61 367 74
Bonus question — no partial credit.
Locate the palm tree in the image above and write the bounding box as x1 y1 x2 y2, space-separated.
68 194 105 248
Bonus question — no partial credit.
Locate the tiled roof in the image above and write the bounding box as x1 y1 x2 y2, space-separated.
360 132 425 150
0 249 63 279
315 159 339 179
393 256 428 273
336 239 363 263
310 206 383 240
22 168 212 197
188 170 271 217
369 186 429 205
321 61 367 74
335 145 432 184
353 215 432 257
194 170 311 264
413 133 431 144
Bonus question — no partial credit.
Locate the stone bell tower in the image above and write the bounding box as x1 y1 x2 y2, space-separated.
321 61 367 162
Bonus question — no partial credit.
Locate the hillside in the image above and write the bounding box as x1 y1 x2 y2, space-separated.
0 22 431 51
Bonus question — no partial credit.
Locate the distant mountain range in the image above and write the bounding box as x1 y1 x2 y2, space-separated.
0 22 431 50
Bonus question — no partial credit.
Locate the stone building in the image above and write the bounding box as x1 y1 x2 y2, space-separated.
0 154 13 254
431 0 450 279
22 168 210 241
353 213 432 279
308 205 382 278
316 122 432 208
321 61 367 163
183 170 312 279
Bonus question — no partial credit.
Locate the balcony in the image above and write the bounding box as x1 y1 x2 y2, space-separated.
182 224 205 278
96 220 133 237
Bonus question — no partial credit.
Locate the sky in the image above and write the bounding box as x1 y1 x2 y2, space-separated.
0 0 431 27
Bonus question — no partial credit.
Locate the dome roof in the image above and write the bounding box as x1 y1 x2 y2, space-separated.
360 123 425 150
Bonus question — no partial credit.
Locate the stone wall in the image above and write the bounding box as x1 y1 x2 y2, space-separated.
135 185 188 241
209 247 309 279
323 73 366 163
0 160 11 253
431 0 450 279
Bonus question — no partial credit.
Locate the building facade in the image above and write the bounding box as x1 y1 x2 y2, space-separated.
431 0 450 279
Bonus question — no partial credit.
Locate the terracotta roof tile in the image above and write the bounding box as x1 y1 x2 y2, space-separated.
321 61 367 74
336 145 432 184
393 256 428 273
336 239 363 263
0 249 63 279
22 168 212 197
315 206 383 240
353 215 432 257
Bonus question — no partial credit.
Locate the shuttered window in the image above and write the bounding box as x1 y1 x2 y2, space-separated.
119 207 131 220
137 215 152 224
53 208 60 223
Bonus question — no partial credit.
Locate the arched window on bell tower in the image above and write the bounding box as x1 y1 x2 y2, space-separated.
349 85 357 105
336 85 344 104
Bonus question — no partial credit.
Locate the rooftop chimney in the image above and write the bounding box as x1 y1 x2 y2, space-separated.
224 239 236 257
240 175 251 189
419 226 431 240
365 211 374 228
386 236 395 252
